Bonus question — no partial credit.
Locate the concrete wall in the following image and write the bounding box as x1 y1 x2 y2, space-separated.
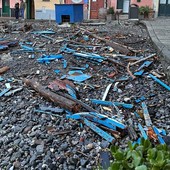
131 0 153 7
111 0 153 11
35 0 63 10
153 0 159 17
35 0 63 20
0 0 26 8
10 0 17 8
110 0 116 9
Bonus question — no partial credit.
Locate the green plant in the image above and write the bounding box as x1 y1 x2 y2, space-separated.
108 138 170 170
107 7 114 15
139 6 152 18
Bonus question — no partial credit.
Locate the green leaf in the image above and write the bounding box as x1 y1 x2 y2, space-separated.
147 148 157 160
156 150 164 162
110 145 119 155
110 162 123 170
140 137 145 146
122 160 134 169
144 139 152 150
156 144 167 151
128 141 138 151
135 165 147 170
132 150 142 167
151 166 160 170
136 146 144 157
154 150 165 167
115 151 124 161
126 150 132 160
128 141 133 150
164 163 170 170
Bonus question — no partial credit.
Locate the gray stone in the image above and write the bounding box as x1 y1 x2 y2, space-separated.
36 144 44 154
69 157 78 165
10 151 21 162
68 165 76 170
14 139 21 145
100 140 110 148
13 160 21 168
80 159 88 167
60 143 68 151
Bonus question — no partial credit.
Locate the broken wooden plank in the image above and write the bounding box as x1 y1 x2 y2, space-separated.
23 78 81 113
130 53 156 66
79 27 131 55
0 66 10 75
102 83 112 101
127 62 136 79
106 57 126 68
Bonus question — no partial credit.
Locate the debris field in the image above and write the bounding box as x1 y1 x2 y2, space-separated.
0 20 170 170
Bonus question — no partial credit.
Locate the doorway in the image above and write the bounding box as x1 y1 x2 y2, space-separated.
117 0 123 9
117 0 130 13
123 0 130 13
26 0 35 19
2 0 10 17
159 0 170 16
90 0 105 19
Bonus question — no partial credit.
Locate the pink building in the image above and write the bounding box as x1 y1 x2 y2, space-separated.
0 0 16 17
111 0 153 13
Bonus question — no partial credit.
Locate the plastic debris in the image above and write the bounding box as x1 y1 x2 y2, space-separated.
0 83 11 97
0 76 4 81
54 69 60 74
149 73 170 91
67 70 91 82
138 123 148 139
39 106 64 113
34 109 62 118
135 96 146 103
4 87 23 96
31 30 56 34
63 60 67 69
91 99 133 109
37 54 63 64
67 112 126 130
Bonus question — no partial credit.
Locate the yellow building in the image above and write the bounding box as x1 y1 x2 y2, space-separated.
34 0 63 20
25 0 63 20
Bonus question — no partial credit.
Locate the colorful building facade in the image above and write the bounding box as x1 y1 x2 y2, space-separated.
0 0 169 19
34 0 63 20
111 0 153 14
0 0 16 17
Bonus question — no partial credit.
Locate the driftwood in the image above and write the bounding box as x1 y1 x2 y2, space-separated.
0 40 18 47
106 57 126 68
130 53 156 66
127 63 136 79
57 91 101 114
23 79 81 113
0 66 10 74
79 27 131 55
